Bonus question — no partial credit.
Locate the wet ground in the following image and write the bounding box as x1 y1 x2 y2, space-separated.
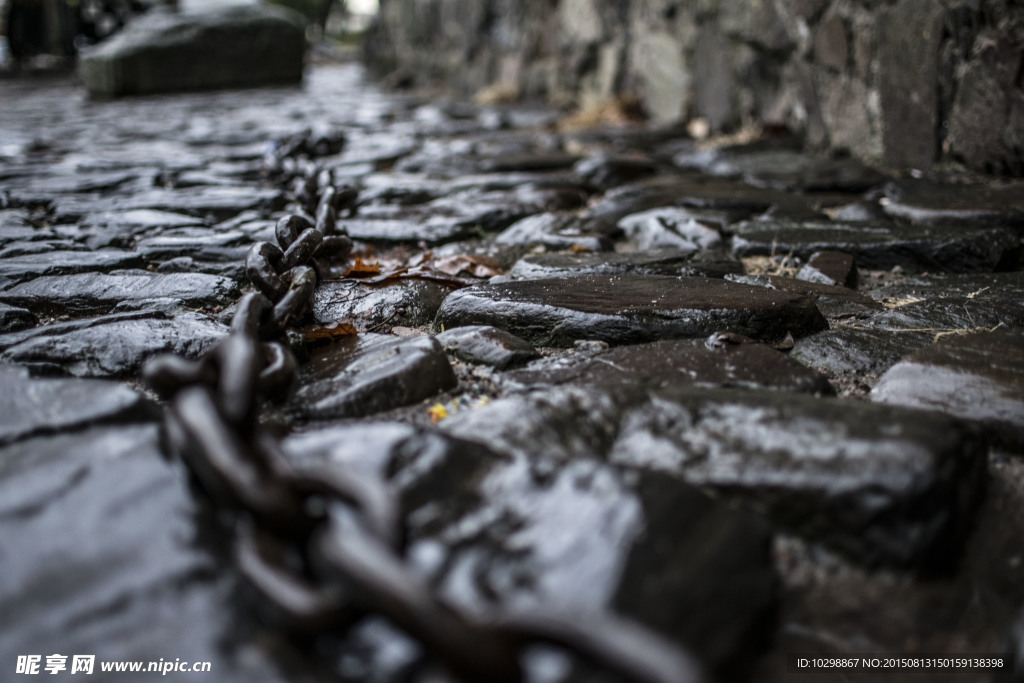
1 61 1023 682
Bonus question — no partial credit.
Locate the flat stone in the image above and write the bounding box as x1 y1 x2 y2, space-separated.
881 179 1024 228
726 274 883 318
1 312 228 378
796 250 858 288
503 249 744 281
53 186 282 222
674 146 886 192
135 228 250 261
79 5 306 96
791 327 930 378
616 207 723 252
733 218 1020 272
589 175 824 226
572 152 659 189
494 213 613 251
389 423 776 680
434 274 828 346
0 250 144 288
442 385 987 569
501 337 834 395
351 187 583 245
0 425 291 680
313 280 456 330
0 302 36 332
435 325 539 369
0 366 152 445
871 329 1024 449
292 334 457 420
0 270 239 316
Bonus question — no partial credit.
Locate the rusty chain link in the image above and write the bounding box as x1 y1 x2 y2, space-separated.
142 171 707 683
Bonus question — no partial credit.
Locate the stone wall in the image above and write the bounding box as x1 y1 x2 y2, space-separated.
364 0 1024 175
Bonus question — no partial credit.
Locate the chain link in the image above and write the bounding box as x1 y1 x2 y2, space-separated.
142 172 708 683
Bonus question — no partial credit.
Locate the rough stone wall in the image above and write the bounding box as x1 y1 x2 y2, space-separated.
365 0 1024 175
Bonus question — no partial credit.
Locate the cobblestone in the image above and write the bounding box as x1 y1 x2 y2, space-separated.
1 59 1022 682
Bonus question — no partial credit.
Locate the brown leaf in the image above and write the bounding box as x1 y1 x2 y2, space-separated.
431 254 505 278
303 321 359 343
342 257 381 278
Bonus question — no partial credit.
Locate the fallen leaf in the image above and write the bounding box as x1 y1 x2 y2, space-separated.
431 254 505 278
303 321 359 343
427 403 449 423
342 257 382 277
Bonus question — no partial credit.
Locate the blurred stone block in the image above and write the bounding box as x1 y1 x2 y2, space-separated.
78 5 306 97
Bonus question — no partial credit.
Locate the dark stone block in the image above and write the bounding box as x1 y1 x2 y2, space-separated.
79 5 307 97
434 274 829 346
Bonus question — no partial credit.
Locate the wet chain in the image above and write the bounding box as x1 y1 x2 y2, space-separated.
142 166 706 683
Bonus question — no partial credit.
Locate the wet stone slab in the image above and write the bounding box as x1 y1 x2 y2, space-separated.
313 279 457 330
52 186 283 222
796 250 859 289
386 426 777 681
616 207 723 252
0 365 153 445
441 385 987 570
871 329 1024 449
502 249 744 281
500 337 833 394
0 313 228 378
673 146 887 192
791 289 1024 379
493 212 614 252
0 270 240 316
0 250 144 288
0 425 293 682
732 218 1021 272
726 274 883 318
434 274 829 346
292 334 457 420
881 178 1024 228
434 325 539 369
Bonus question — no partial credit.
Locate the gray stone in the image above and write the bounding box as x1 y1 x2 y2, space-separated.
732 218 1020 272
134 228 250 261
292 334 457 420
0 303 36 333
434 274 828 346
872 329 1024 449
796 250 859 289
503 249 743 281
791 287 1024 378
726 274 882 318
815 14 849 72
675 147 885 193
0 250 144 288
391 422 776 680
878 1 944 168
312 279 456 330
79 5 306 97
0 425 291 681
1 312 228 377
616 207 723 252
494 213 613 252
881 179 1024 229
572 152 659 189
0 270 239 316
442 385 987 569
435 325 539 369
0 366 152 446
52 186 282 223
501 337 834 395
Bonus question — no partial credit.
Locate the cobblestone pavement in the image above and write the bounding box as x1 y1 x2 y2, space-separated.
1 61 1024 682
